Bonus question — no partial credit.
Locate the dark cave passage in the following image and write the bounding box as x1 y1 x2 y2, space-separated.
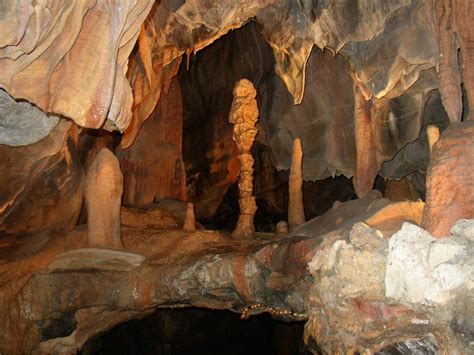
81 308 310 355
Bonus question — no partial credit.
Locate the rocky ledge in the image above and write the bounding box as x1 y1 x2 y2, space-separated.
0 195 472 354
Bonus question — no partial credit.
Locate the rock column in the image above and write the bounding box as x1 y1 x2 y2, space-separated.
229 79 259 239
84 148 124 249
426 124 440 154
183 203 196 232
422 121 474 237
288 138 305 228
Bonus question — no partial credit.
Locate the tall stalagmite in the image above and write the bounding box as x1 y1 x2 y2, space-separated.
422 121 474 237
84 148 124 249
427 125 441 153
288 138 305 228
183 203 196 232
229 79 259 239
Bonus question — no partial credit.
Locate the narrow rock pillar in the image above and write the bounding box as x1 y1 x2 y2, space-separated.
84 148 124 249
183 203 196 232
229 79 259 239
288 138 305 228
426 124 440 154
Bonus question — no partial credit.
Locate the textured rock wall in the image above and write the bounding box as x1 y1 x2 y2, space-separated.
0 121 84 235
422 121 474 237
0 0 154 132
117 77 186 208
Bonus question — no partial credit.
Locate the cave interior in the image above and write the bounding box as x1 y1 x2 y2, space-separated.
0 1 473 354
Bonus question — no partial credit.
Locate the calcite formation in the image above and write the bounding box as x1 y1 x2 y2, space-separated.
84 148 124 249
0 120 84 235
117 77 186 208
0 89 59 146
436 0 463 123
422 121 474 237
426 124 441 153
4 193 472 354
183 203 196 232
0 0 154 131
229 79 259 239
1 1 474 354
352 80 378 198
288 138 305 228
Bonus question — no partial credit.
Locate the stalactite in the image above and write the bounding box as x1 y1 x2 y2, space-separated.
453 0 474 120
353 82 378 198
183 203 196 232
229 79 259 239
288 137 305 228
84 148 124 249
437 0 462 123
426 125 440 154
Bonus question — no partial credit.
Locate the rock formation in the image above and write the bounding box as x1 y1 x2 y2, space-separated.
0 1 154 131
117 77 186 208
229 79 259 239
426 124 441 153
352 81 378 198
275 221 289 236
0 120 84 235
183 203 196 232
4 192 473 354
288 138 305 228
1 1 474 354
422 121 474 237
84 148 124 249
437 0 463 123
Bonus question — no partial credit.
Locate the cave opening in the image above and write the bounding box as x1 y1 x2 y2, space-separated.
80 307 311 355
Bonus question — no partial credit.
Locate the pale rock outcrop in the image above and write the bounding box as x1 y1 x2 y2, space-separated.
0 89 59 146
386 222 473 305
288 138 305 228
84 148 124 249
229 79 259 239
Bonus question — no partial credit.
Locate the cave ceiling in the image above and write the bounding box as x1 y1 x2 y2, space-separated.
0 0 472 182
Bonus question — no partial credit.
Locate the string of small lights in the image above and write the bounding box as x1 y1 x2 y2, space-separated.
240 303 307 320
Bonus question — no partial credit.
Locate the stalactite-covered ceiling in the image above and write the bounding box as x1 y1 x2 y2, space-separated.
1 1 472 196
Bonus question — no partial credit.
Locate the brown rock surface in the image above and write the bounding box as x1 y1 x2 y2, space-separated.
422 121 474 237
0 1 153 131
229 79 259 238
288 138 305 228
0 121 84 235
4 194 470 354
117 77 186 208
183 203 196 232
84 148 123 249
